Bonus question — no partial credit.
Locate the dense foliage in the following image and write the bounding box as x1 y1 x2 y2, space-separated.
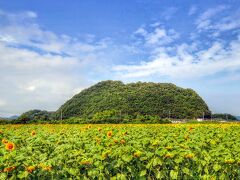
55 80 210 120
15 110 53 124
0 118 10 125
15 109 172 124
212 113 237 121
51 112 172 124
1 124 240 179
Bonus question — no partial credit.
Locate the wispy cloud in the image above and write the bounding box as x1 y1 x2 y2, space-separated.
114 22 240 80
195 5 240 35
188 5 197 16
0 10 108 56
196 5 228 29
0 9 37 21
161 7 178 20
134 25 179 46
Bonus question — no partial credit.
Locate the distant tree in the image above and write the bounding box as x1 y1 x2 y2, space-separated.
212 113 237 121
17 109 52 123
0 118 10 124
18 114 30 123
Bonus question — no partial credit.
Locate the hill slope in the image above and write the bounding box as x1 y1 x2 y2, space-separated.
55 80 210 119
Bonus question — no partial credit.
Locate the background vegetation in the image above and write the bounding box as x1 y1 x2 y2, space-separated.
54 81 210 119
10 81 238 124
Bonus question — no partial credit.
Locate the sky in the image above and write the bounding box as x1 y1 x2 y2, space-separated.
0 0 240 117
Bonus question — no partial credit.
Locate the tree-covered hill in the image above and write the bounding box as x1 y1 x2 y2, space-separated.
212 113 238 121
54 80 210 119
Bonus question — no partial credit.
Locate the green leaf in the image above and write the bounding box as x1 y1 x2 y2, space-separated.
174 157 183 163
116 173 127 180
67 168 78 176
153 157 163 166
219 173 226 180
17 171 29 179
213 164 221 172
156 171 164 179
170 170 178 179
122 154 132 162
140 170 147 177
182 167 190 175
146 162 152 169
0 173 7 180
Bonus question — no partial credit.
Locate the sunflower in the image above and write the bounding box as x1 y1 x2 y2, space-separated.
80 161 91 165
225 159 234 164
107 131 112 138
120 139 125 144
3 166 16 172
31 131 36 136
26 166 35 173
43 166 52 171
189 127 194 131
185 153 194 159
133 151 141 158
5 142 15 151
39 164 52 171
2 138 8 144
164 153 174 158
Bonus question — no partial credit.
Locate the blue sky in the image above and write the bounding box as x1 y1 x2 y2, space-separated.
0 0 240 116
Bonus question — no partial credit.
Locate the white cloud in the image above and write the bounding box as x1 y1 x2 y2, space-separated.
0 9 108 56
0 40 85 114
0 9 113 115
113 35 240 79
195 5 240 34
196 5 228 28
134 25 179 46
213 15 240 32
147 28 166 44
25 11 37 18
0 9 37 26
135 27 148 36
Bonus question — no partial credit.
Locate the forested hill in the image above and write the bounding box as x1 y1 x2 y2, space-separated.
55 80 210 119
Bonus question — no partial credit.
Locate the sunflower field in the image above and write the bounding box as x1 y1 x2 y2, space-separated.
1 124 240 179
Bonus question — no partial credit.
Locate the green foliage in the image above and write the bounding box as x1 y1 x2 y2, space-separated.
92 110 120 122
55 80 210 120
55 81 209 119
0 118 10 124
212 113 237 121
1 124 240 179
17 110 53 123
53 115 172 124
